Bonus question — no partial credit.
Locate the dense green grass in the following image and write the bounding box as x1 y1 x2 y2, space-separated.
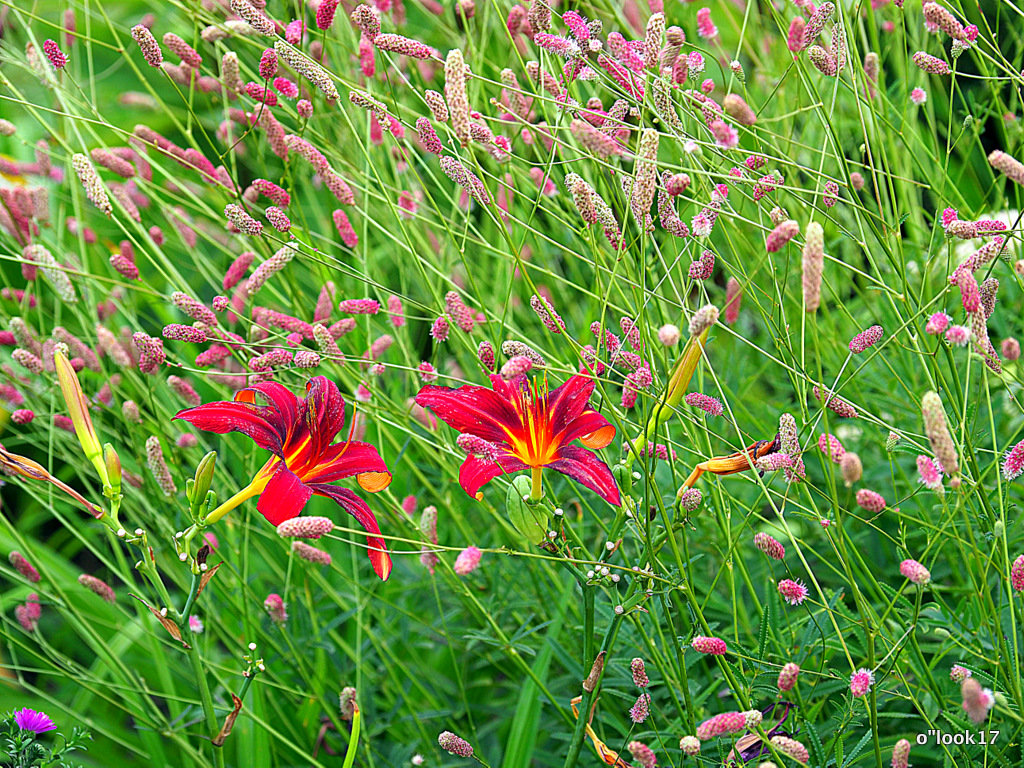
1 0 1024 766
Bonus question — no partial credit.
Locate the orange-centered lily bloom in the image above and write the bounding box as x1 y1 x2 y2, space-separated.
175 377 393 580
415 373 620 505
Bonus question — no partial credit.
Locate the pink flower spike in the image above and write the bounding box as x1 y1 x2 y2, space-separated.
818 433 845 463
684 391 723 416
910 87 927 105
856 488 886 512
691 635 727 655
453 546 482 575
848 324 882 353
900 558 931 585
43 39 68 69
777 662 800 691
754 531 785 560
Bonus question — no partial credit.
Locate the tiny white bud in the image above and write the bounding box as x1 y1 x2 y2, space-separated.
611 574 620 582
117 528 127 537
258 663 265 671
134 528 144 535
200 563 209 571
178 552 188 561
160 607 168 616
554 508 564 516
605 541 615 551
631 471 641 480
248 642 257 650
600 566 609 576
614 605 624 614
547 531 557 539
587 570 595 579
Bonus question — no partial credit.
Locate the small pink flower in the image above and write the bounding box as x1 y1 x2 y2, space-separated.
43 39 68 69
849 324 883 353
264 593 288 623
945 324 971 346
856 488 886 512
684 391 723 416
11 409 35 425
438 731 473 757
8 551 40 582
910 87 927 105
695 711 746 740
273 77 299 99
778 578 809 606
900 558 931 585
430 316 450 341
453 546 482 575
627 741 656 768
691 635 727 655
339 298 380 314
850 668 874 697
961 677 994 724
818 433 845 463
925 312 950 335
1003 440 1024 481
275 516 334 539
777 662 800 691
631 657 649 687
950 664 972 683
754 531 785 560
1010 554 1023 592
629 693 650 724
679 488 702 512
917 455 944 490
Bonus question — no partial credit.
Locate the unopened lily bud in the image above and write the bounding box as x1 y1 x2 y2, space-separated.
103 443 122 496
192 451 217 515
54 348 108 485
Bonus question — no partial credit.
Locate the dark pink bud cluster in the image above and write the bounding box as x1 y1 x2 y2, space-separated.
691 635 727 655
754 531 785 560
688 249 715 280
695 711 746 740
172 292 217 325
849 324 883 353
132 332 166 373
855 488 886 512
43 39 68 69
684 392 723 416
163 324 206 343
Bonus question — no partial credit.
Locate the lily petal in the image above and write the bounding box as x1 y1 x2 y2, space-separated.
544 374 596 436
308 484 391 580
257 465 313 525
174 401 285 452
459 454 530 498
302 441 390 484
304 376 347 455
564 409 616 449
549 445 621 506
415 383 520 444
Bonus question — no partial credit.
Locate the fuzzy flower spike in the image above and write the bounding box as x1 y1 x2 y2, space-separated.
175 376 393 579
415 373 619 504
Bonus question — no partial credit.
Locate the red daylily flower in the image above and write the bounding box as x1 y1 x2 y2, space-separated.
174 376 393 580
415 373 620 505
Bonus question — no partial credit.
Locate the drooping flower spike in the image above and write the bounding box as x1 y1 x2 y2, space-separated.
174 376 393 579
682 433 782 489
415 373 619 505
